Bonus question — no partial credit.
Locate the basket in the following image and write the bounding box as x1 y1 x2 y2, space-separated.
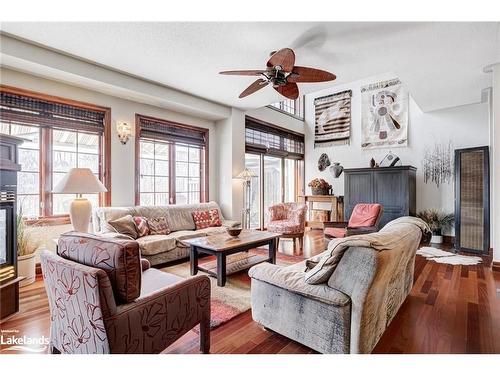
311 187 329 195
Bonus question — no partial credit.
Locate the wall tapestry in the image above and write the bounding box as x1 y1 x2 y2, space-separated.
314 90 352 148
422 142 454 188
361 78 408 149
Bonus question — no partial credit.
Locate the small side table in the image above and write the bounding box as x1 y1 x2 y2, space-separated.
298 195 344 229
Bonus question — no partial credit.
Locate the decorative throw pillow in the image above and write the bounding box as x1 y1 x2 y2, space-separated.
192 210 211 230
108 215 138 239
133 216 150 237
148 217 171 235
192 209 222 230
208 209 222 227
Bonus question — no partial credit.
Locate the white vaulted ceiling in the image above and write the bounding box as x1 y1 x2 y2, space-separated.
1 22 499 112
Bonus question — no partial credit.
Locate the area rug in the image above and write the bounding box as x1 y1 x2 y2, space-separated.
161 249 303 329
416 246 482 265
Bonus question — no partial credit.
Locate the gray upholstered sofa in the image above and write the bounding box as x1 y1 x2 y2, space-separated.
249 218 427 354
93 202 239 266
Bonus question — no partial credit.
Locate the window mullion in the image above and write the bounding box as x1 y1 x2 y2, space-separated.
41 128 53 217
170 143 176 204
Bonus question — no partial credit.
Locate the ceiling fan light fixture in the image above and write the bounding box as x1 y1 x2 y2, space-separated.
220 48 336 100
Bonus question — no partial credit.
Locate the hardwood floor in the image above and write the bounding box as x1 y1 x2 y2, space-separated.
1 230 499 354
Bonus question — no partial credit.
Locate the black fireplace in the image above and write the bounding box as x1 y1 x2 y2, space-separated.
0 134 24 321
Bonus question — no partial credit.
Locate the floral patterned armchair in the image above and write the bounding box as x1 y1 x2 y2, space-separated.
267 202 307 252
40 232 211 354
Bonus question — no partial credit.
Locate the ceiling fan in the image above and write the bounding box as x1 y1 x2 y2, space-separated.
219 48 336 100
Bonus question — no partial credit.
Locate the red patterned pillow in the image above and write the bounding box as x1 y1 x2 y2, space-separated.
133 216 150 237
192 210 211 230
148 217 171 235
208 209 222 227
192 209 222 230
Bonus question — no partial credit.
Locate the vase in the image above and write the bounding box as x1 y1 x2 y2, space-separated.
330 163 344 178
18 253 36 287
431 235 443 244
430 228 443 244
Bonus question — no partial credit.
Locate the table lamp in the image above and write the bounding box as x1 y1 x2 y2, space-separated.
52 168 108 232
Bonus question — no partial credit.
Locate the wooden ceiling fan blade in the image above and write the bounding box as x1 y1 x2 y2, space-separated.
220 70 267 76
274 82 299 100
287 66 336 83
267 48 295 72
239 79 269 98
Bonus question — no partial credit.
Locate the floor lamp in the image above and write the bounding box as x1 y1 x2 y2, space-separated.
236 168 257 229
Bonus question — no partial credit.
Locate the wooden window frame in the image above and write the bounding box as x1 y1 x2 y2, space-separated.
134 113 209 205
0 85 111 225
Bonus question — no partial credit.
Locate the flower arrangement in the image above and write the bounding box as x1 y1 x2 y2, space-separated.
308 178 331 189
417 209 454 235
308 178 332 195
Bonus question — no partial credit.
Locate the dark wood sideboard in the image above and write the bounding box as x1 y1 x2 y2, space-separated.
343 166 416 228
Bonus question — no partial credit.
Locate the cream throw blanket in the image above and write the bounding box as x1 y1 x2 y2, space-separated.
304 216 431 284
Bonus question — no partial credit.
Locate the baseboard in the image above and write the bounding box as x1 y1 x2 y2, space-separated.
492 261 500 273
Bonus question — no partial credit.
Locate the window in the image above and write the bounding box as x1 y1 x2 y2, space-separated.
0 87 111 220
244 116 305 229
136 114 208 205
52 130 100 214
245 116 305 156
268 96 304 119
1 123 40 217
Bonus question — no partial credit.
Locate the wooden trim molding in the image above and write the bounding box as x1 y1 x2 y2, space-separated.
24 215 71 226
0 85 112 214
0 85 110 113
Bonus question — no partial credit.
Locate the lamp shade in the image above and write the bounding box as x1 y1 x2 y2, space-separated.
236 168 257 180
52 168 107 194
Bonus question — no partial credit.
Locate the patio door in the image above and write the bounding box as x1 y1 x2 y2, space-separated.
263 156 283 227
245 153 304 230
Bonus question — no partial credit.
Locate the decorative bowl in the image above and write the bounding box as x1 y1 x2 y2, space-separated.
226 227 243 238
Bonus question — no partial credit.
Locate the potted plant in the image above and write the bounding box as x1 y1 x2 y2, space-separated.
308 178 332 195
17 207 42 286
417 209 454 244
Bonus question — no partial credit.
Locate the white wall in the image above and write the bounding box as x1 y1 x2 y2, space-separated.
215 108 245 221
304 74 490 235
1 68 219 206
491 64 500 261
216 106 304 221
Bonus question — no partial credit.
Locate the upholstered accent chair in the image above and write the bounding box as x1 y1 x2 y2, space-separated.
324 203 383 239
267 202 307 252
40 232 211 354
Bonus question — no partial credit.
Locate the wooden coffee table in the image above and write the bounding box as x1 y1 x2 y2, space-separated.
183 229 279 287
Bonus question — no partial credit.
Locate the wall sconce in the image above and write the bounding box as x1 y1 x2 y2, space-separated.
116 122 132 145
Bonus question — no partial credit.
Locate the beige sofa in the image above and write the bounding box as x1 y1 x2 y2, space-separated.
93 202 240 266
